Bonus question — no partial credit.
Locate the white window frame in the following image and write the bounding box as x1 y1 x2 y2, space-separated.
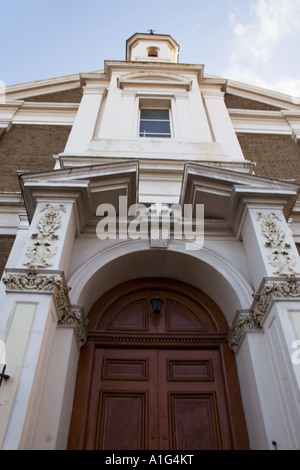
138 97 173 139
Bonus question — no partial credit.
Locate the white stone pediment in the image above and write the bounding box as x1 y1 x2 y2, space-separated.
180 163 300 238
19 161 138 232
117 71 192 91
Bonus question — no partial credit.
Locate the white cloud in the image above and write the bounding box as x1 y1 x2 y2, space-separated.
224 0 300 96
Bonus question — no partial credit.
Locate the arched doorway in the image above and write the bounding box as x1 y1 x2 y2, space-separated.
68 279 249 450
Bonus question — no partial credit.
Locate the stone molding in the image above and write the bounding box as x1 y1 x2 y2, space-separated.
2 266 87 348
228 274 300 351
257 212 298 275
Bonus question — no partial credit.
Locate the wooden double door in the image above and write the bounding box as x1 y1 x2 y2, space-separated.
68 279 249 450
85 347 236 450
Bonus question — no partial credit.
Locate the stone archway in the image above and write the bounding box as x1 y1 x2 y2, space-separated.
67 278 249 450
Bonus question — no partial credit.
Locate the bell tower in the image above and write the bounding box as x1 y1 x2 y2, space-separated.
126 32 179 63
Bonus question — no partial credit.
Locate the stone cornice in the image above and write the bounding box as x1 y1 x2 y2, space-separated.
0 192 23 205
19 161 139 232
229 108 300 137
228 274 300 352
0 100 78 128
225 79 300 111
3 74 83 101
103 60 205 82
180 162 300 239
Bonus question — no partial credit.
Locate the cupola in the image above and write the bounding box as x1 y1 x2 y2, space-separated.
126 32 179 63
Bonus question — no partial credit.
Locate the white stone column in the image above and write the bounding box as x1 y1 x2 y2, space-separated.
229 202 300 449
263 300 300 448
235 332 285 449
0 196 87 449
230 280 300 450
201 88 245 160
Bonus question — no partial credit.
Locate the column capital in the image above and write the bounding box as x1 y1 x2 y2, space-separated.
2 267 87 348
201 88 225 100
228 274 300 352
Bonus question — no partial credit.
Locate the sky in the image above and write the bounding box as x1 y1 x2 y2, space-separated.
1 0 300 98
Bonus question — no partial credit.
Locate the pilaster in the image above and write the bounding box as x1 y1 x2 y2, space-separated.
0 189 87 449
0 267 87 449
64 82 106 153
228 275 300 449
201 88 245 160
229 205 300 449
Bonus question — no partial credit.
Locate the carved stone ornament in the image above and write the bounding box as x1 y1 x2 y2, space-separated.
228 274 300 351
3 266 66 293
257 212 298 275
58 308 88 349
24 204 66 268
147 203 171 217
2 267 87 348
148 204 170 248
150 229 169 248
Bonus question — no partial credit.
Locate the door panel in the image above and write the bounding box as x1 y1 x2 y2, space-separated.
86 348 158 450
158 349 232 450
95 392 147 450
85 348 233 450
169 393 221 450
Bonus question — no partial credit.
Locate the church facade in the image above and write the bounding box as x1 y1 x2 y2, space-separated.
0 32 300 450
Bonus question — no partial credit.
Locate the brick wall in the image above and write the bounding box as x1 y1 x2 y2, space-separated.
0 124 72 269
23 87 83 103
0 235 15 278
224 93 281 111
0 124 72 192
237 133 300 182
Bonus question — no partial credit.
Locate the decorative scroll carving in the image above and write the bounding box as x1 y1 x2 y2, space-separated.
257 212 298 275
228 312 262 352
24 204 66 268
2 267 87 348
3 266 64 292
228 274 300 351
58 308 88 349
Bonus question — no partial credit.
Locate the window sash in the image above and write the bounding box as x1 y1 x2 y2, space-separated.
139 108 171 138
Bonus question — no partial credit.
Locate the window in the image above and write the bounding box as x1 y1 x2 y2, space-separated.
139 108 171 138
148 47 159 58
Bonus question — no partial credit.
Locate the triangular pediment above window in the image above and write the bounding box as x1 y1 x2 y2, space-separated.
117 72 192 91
